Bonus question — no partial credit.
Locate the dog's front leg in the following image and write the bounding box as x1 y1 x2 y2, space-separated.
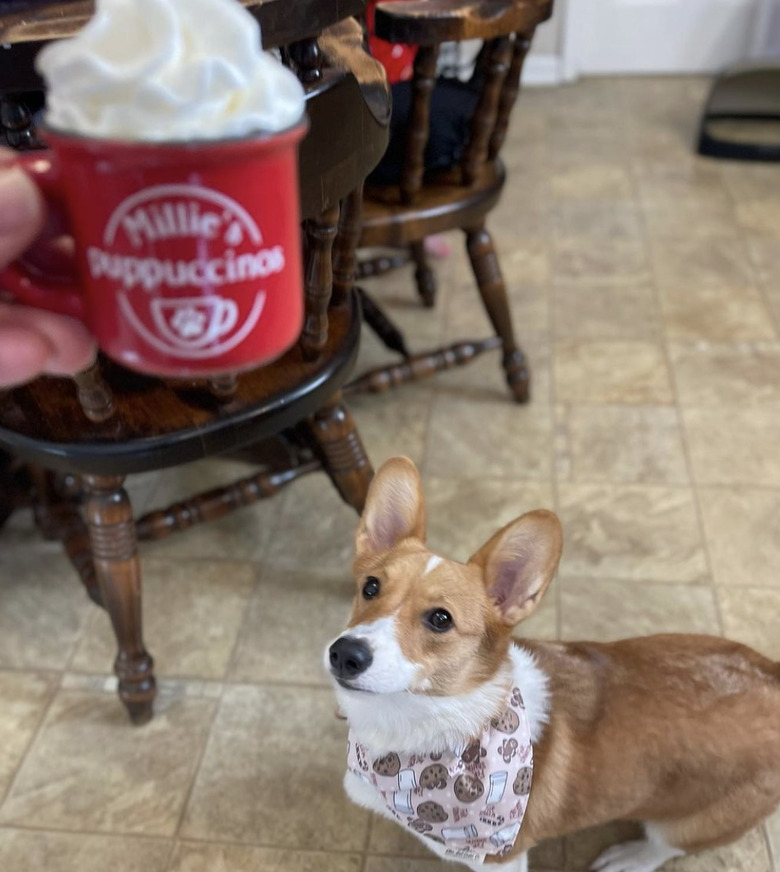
343 771 398 821
459 851 527 872
497 852 528 872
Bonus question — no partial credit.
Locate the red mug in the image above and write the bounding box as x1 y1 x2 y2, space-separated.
1 122 308 377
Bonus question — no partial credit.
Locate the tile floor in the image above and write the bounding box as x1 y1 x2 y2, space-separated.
1 77 779 872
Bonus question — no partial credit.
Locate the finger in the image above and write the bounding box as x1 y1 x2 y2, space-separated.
0 165 46 266
0 304 96 378
0 324 52 387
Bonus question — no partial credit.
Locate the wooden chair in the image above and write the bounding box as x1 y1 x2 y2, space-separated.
0 3 390 724
349 0 553 403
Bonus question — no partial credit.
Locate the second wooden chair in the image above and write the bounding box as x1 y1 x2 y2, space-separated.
350 0 553 403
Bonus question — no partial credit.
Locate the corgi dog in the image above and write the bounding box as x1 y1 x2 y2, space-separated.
325 457 780 872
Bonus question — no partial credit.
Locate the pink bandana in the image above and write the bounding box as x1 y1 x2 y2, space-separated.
347 686 532 863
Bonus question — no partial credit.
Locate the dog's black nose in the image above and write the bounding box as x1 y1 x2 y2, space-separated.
329 636 373 680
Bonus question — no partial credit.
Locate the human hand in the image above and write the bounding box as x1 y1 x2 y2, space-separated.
0 155 96 388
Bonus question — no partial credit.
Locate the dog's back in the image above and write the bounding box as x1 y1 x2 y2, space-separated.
519 635 780 853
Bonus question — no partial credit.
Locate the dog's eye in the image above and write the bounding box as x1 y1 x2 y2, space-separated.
362 576 381 599
426 609 453 632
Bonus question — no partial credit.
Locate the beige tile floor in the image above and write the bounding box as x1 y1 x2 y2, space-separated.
1 77 779 872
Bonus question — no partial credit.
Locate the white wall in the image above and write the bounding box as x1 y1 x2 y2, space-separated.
530 0 566 55
525 0 566 83
753 0 780 54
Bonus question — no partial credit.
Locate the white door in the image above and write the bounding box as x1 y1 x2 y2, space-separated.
563 0 768 76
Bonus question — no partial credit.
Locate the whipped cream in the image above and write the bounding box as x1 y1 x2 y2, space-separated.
36 0 306 141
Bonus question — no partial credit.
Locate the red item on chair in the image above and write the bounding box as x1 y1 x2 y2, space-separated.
366 0 418 84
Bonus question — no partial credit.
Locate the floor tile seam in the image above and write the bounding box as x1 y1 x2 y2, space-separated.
556 475 693 487
173 688 232 840
58 673 336 693
710 583 780 593
762 820 777 872
693 483 780 494
0 666 66 677
363 848 439 860
161 830 370 855
557 481 720 493
718 171 780 341
0 821 173 843
0 822 367 857
60 555 355 580
64 606 97 673
628 159 721 633
162 838 180 872
0 669 63 813
222 562 265 685
359 814 375 872
557 577 724 590
552 331 668 343
546 155 563 646
413 348 438 482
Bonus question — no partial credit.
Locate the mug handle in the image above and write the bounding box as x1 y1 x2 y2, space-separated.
0 151 86 320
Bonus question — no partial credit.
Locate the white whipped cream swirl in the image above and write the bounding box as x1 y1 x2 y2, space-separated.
36 0 306 141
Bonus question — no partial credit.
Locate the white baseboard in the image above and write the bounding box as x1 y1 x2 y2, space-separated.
522 53 565 86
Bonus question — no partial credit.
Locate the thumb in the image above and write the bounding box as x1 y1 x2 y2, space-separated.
0 164 45 268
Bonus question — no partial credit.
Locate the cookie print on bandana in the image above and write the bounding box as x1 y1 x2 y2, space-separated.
491 707 520 734
347 686 533 860
420 763 448 790
513 766 532 796
373 753 401 777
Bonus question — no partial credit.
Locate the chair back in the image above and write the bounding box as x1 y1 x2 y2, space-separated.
374 0 553 202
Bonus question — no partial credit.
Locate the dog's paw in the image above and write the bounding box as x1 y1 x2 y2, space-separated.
590 838 682 872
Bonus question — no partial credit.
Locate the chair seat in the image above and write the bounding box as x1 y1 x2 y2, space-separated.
0 291 361 477
360 159 506 247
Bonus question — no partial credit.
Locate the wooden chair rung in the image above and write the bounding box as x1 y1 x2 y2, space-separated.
135 459 321 542
343 335 502 395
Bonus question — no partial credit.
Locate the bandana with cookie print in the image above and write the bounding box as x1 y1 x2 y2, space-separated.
347 686 532 863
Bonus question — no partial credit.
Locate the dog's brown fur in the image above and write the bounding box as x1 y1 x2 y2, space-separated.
345 457 780 862
515 636 780 858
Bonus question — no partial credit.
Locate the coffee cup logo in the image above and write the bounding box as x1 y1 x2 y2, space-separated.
89 184 279 358
151 296 239 349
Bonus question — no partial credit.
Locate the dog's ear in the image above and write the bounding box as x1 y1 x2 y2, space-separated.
355 457 426 559
469 510 562 626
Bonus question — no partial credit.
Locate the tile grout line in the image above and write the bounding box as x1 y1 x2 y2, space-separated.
719 169 780 341
162 837 180 872
627 158 724 636
762 821 777 872
359 813 375 872
221 560 265 684
0 669 64 813
416 350 439 483
545 145 564 646
58 673 343 693
64 602 97 673
0 821 174 844
171 691 225 841
0 820 371 858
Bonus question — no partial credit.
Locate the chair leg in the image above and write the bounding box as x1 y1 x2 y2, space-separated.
83 474 156 725
306 394 373 513
0 451 29 530
410 241 437 308
358 287 411 357
465 224 531 403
